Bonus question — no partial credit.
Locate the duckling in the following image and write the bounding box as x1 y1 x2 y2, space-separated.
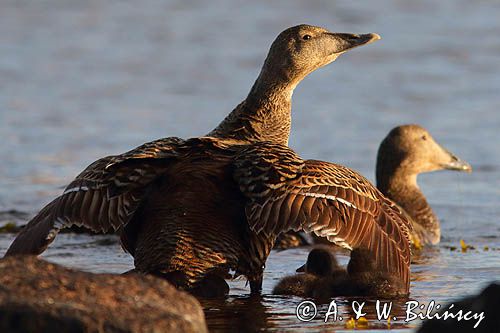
309 248 407 298
418 282 499 332
343 248 408 298
376 125 471 246
274 248 407 298
273 247 346 296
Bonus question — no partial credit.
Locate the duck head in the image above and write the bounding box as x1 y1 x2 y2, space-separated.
377 124 472 179
255 24 380 91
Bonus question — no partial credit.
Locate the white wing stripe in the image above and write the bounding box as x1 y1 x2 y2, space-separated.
63 186 89 195
298 191 358 209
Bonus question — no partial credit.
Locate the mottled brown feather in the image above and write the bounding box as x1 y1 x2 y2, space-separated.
6 137 411 295
234 142 412 293
5 137 185 256
5 25 383 294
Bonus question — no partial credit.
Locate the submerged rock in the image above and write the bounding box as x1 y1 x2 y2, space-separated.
418 282 499 333
0 256 208 333
0 222 20 233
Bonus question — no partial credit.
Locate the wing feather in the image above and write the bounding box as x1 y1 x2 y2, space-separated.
5 137 185 256
234 142 412 293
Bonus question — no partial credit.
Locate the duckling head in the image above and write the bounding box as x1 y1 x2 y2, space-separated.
256 24 380 91
347 248 408 297
347 248 376 276
296 247 339 277
377 124 472 180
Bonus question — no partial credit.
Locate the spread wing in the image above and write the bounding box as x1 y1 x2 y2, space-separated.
234 142 412 293
5 137 185 256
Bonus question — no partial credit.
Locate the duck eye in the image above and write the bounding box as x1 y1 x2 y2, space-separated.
302 34 312 41
421 135 427 141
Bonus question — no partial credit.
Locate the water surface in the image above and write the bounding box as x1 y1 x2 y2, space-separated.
1 0 499 331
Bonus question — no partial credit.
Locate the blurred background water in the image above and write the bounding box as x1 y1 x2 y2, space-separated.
0 0 499 331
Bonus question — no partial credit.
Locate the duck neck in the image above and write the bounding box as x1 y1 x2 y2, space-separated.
208 65 299 146
377 167 440 243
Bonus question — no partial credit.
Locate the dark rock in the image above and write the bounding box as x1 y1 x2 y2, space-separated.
0 256 208 333
418 283 500 333
0 210 30 230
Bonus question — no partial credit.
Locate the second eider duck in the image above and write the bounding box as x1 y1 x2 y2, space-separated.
376 125 471 246
277 124 471 249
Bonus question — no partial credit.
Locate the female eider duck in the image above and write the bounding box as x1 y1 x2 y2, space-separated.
5 25 388 295
274 247 408 298
376 125 471 246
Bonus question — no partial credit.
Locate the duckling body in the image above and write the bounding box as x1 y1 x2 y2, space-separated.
273 274 324 297
343 248 408 297
274 248 407 298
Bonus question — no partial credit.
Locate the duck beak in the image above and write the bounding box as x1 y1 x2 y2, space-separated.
441 150 472 173
328 32 381 53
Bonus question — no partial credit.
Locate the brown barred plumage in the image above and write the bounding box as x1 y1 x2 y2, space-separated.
6 138 412 294
234 142 412 294
6 137 185 255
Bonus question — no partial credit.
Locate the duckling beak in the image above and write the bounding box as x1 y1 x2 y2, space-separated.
328 32 381 53
296 264 306 272
441 150 472 173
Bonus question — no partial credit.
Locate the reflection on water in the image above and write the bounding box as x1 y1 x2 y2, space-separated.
202 295 274 332
1 0 499 332
202 294 413 331
1 233 499 331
